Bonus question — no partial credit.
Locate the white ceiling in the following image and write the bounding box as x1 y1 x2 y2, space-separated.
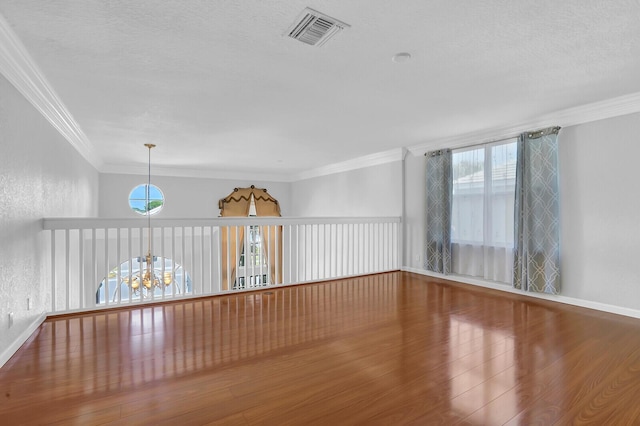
2 0 640 181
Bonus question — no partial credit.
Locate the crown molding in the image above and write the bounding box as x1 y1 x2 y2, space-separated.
291 148 404 182
407 91 640 155
102 148 404 182
101 163 293 183
0 14 102 169
5 4 639 180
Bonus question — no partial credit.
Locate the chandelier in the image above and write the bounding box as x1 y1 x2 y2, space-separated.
96 144 193 305
123 254 174 293
125 143 174 297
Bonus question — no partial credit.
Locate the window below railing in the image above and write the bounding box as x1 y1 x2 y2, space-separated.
97 256 192 305
43 217 401 314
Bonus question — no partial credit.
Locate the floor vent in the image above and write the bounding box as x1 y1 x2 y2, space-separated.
286 7 350 47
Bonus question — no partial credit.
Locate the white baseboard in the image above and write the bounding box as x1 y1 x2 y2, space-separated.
0 312 47 369
402 266 640 319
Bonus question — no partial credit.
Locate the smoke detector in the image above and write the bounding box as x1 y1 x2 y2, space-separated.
286 7 350 47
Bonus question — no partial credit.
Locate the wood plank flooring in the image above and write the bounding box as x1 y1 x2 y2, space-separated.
2 272 640 425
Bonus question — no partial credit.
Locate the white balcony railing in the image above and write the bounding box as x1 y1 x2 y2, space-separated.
42 217 401 314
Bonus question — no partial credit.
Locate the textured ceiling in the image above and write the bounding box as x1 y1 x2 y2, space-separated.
1 0 640 180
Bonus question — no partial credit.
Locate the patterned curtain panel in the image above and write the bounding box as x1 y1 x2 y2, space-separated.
425 149 452 274
513 127 561 294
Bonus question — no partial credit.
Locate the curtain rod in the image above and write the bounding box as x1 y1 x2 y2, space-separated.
425 126 561 156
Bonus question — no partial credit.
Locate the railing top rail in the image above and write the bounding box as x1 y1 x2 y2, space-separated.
43 216 402 230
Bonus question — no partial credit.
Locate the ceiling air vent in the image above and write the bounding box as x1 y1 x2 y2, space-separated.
286 8 350 47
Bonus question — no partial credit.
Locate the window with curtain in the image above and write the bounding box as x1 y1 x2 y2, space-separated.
513 127 561 294
451 139 517 282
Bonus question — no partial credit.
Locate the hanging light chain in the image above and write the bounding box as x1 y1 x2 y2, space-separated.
144 144 156 291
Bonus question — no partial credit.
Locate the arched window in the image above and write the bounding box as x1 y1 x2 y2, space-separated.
219 186 283 291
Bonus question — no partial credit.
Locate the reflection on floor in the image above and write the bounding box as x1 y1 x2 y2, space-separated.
1 271 640 425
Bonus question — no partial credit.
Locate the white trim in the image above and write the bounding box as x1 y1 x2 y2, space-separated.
43 215 401 230
101 163 292 183
292 148 404 181
407 91 640 156
0 8 398 183
0 313 47 369
101 147 404 182
4 1 640 182
0 14 102 169
402 266 640 319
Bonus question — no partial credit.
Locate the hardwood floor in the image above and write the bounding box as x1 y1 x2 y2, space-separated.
2 271 640 425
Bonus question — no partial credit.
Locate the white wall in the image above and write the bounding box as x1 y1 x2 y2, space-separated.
99 174 291 218
403 112 640 312
0 74 99 364
559 113 640 310
403 153 426 269
290 161 403 217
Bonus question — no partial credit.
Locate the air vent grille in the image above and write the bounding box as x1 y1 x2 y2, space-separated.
286 8 350 47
